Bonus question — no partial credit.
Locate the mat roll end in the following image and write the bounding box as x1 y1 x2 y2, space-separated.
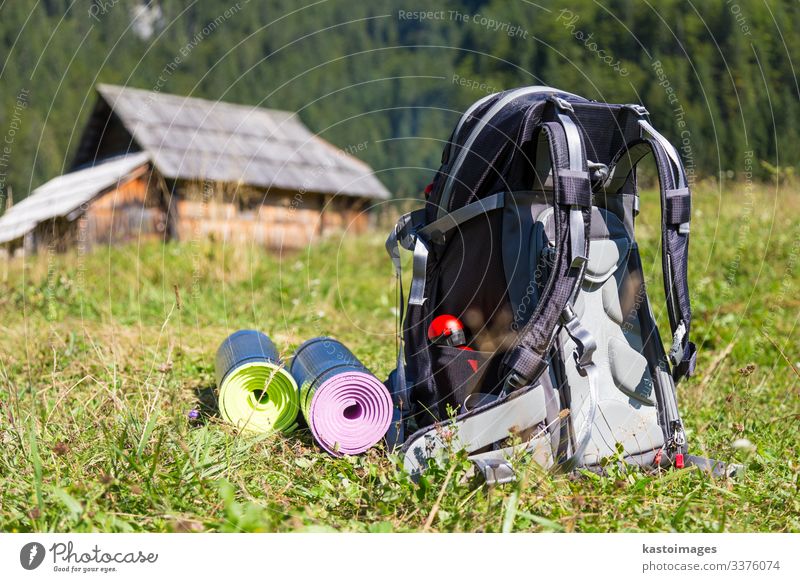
215 331 300 435
308 371 393 456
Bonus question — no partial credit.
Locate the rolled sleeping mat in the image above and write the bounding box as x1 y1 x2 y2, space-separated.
215 330 299 434
290 337 392 456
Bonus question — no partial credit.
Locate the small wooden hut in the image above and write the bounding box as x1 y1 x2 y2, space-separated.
0 84 390 254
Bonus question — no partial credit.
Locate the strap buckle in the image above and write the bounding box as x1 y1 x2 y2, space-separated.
587 160 609 187
561 305 597 372
569 206 588 269
504 371 527 393
668 321 687 366
624 103 649 117
548 95 575 112
472 458 516 485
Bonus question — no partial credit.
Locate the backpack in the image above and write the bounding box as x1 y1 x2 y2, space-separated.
385 86 727 484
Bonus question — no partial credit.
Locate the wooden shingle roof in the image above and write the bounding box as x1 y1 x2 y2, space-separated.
0 153 150 244
86 84 390 199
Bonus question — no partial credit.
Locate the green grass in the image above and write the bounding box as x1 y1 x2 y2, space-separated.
0 183 798 533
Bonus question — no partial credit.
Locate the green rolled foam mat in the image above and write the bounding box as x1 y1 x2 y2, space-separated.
218 362 299 433
215 330 299 434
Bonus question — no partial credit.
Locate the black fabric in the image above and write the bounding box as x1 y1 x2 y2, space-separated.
570 102 638 165
427 90 584 224
664 193 692 225
650 140 693 378
556 174 592 207
502 346 547 381
430 346 504 415
416 209 512 422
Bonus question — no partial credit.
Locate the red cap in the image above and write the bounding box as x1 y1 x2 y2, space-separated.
428 315 468 348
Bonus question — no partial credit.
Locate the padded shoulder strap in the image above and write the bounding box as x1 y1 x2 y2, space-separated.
606 119 696 381
500 98 593 388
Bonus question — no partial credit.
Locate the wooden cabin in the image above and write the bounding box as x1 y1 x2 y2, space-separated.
0 85 390 254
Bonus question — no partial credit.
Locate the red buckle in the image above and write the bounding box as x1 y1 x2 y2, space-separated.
653 449 663 466
674 453 685 469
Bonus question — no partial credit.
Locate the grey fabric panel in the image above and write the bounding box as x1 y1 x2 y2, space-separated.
656 369 682 442
402 384 549 475
594 192 637 239
601 280 625 324
583 238 625 283
540 365 563 460
471 458 516 485
560 207 665 464
469 432 555 483
608 337 653 405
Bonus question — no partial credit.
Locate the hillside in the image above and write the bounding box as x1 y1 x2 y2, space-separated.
1 0 798 208
0 183 797 532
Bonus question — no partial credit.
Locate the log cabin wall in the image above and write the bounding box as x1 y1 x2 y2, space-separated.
28 217 79 254
173 180 372 250
84 170 167 245
24 167 166 253
12 172 373 255
321 195 370 235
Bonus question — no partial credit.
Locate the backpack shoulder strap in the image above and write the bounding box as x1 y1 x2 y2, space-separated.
500 97 593 390
606 116 697 381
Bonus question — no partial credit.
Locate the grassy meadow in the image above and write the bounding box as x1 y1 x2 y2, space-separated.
0 182 798 532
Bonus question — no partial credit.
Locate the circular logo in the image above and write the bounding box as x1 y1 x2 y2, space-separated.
20 542 46 570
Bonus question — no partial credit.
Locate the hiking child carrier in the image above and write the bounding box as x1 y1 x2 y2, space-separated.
385 86 727 484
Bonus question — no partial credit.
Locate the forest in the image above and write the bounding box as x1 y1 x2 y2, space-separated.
1 0 797 204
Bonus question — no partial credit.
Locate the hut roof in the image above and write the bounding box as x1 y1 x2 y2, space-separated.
84 84 390 199
0 153 150 245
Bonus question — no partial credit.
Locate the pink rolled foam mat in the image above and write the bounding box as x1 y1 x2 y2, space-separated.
289 337 392 456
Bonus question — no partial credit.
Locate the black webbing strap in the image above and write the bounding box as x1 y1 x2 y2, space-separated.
500 100 592 387
606 121 696 380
